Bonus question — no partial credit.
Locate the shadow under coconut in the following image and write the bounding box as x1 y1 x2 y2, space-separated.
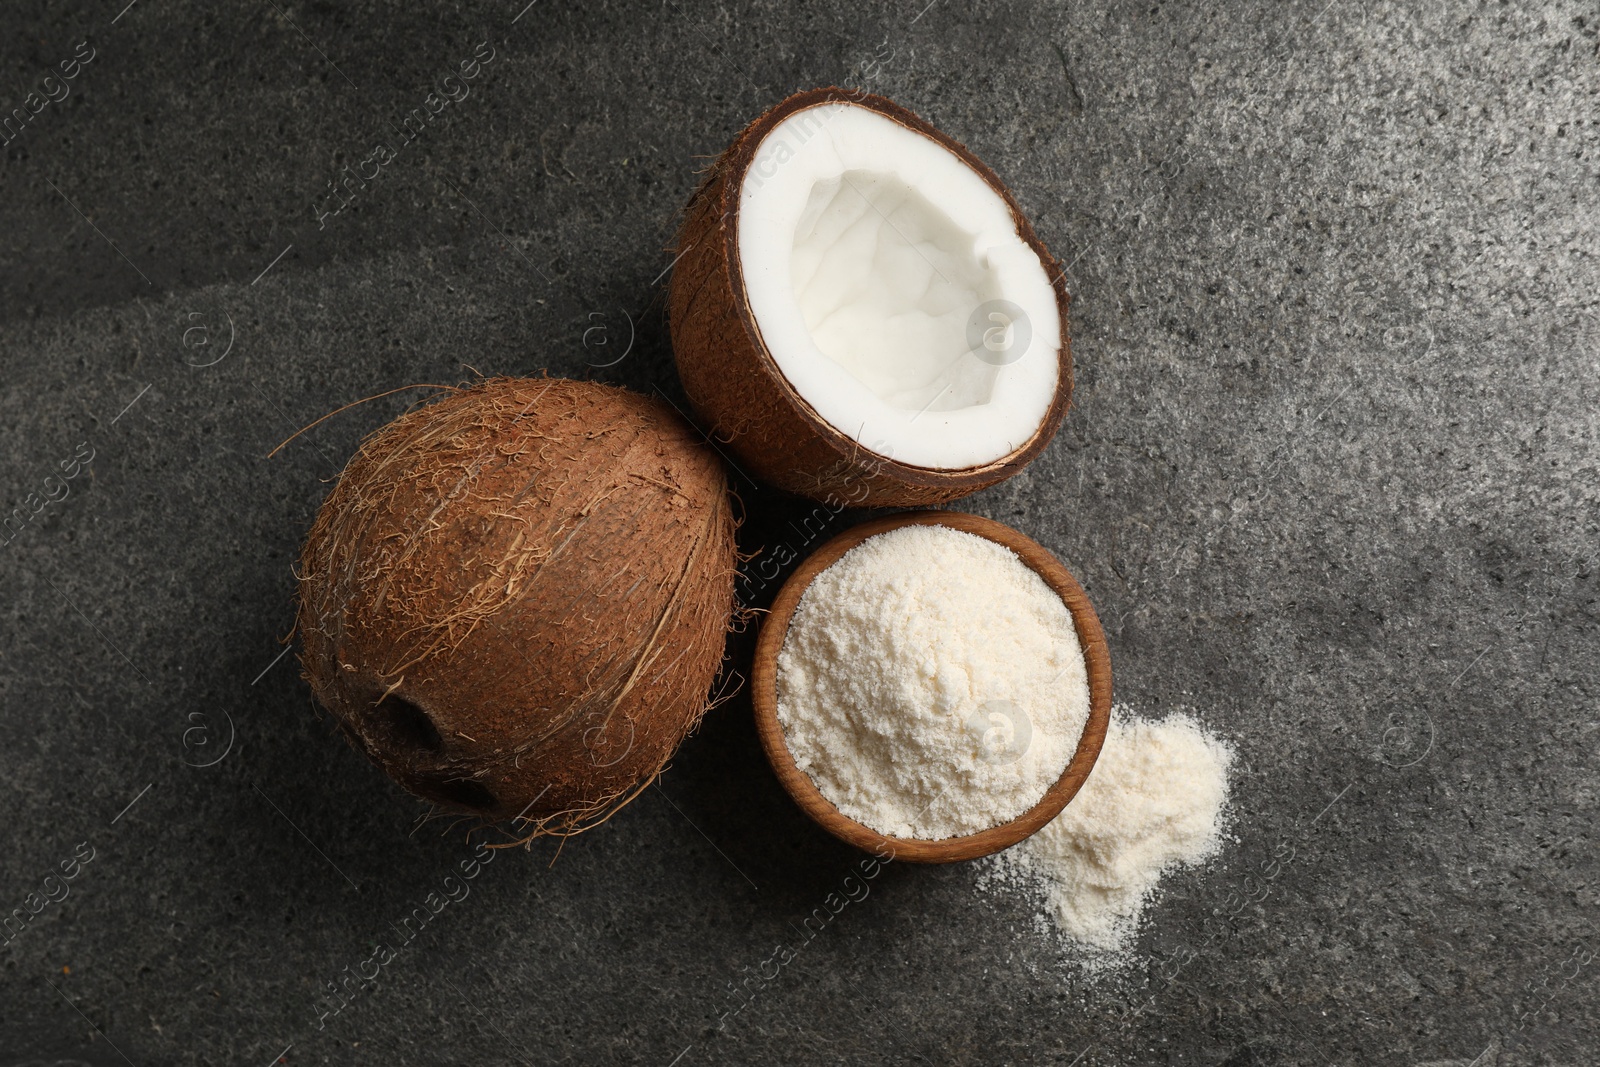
200 657 463 892
566 277 682 401
654 484 919 903
169 555 517 921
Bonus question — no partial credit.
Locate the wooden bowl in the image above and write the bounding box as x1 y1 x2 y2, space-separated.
751 510 1112 864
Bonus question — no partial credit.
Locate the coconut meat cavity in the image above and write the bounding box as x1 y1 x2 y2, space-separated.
737 102 1061 471
774 524 1090 839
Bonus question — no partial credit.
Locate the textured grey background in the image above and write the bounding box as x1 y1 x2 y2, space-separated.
1 0 1596 1064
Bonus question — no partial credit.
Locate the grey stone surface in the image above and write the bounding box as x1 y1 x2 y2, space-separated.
0 0 1596 1063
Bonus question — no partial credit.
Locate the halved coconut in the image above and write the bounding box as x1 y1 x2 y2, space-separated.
670 88 1071 507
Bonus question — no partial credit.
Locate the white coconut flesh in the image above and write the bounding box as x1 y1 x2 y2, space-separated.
736 102 1061 471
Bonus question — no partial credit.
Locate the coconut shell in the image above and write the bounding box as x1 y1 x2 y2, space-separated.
669 87 1073 507
295 377 737 836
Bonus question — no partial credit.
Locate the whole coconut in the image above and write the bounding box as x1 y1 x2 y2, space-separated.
296 377 737 836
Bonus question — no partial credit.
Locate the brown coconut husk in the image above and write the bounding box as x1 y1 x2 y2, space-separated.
295 377 738 840
668 87 1073 507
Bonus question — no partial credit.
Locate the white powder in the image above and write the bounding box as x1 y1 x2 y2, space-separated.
983 704 1234 957
775 523 1091 839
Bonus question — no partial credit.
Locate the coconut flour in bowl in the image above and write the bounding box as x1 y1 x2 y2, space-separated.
774 523 1091 839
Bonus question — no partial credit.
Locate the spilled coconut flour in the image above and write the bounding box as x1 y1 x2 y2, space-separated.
775 524 1090 839
980 704 1234 957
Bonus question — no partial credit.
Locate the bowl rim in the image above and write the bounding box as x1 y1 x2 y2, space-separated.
750 509 1112 864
